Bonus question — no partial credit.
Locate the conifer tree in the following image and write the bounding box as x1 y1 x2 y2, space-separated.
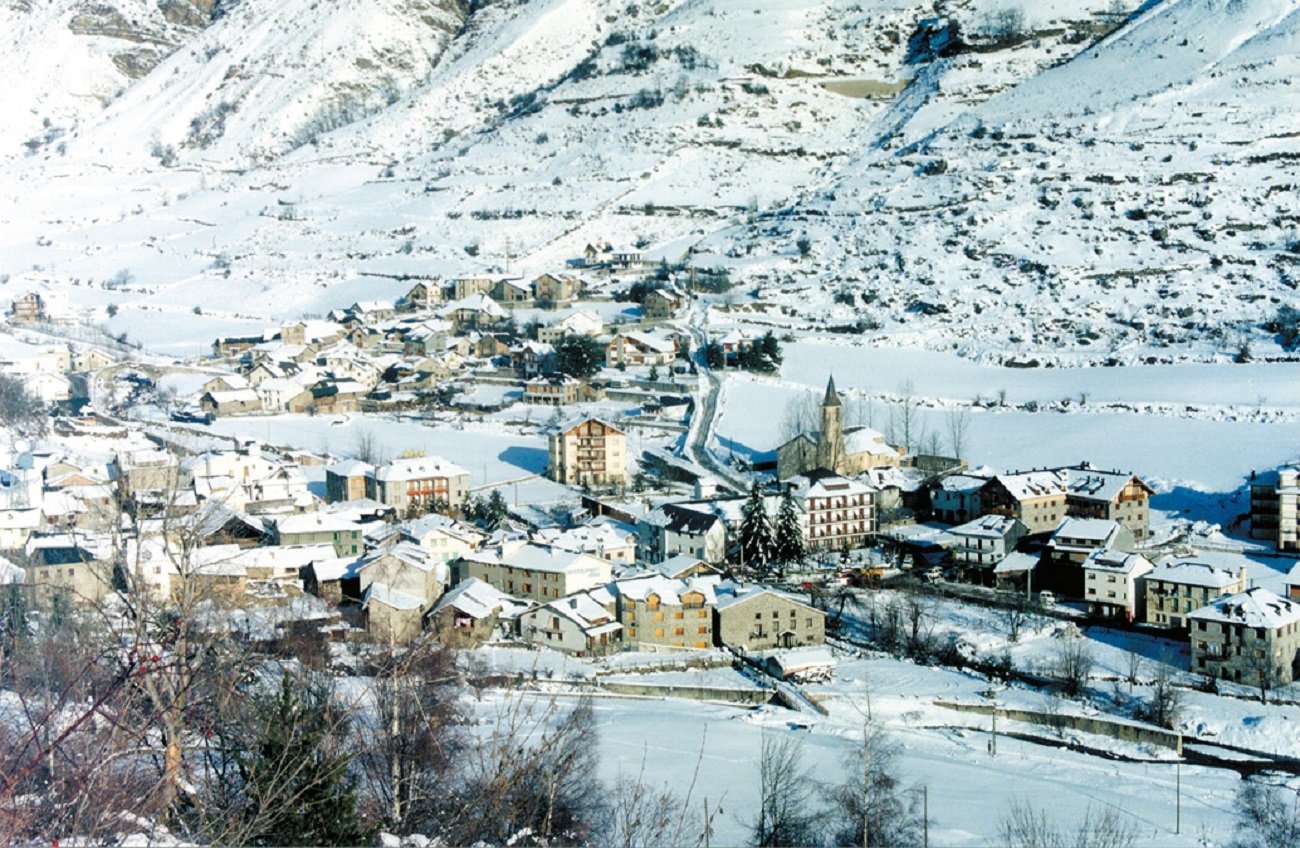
773 488 807 576
738 483 775 576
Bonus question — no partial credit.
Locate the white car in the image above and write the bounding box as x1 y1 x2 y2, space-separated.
1038 590 1057 608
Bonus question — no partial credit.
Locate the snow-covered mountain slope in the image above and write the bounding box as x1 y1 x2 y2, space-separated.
1 0 1296 365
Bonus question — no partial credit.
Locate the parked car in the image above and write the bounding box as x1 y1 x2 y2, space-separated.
1038 590 1057 608
923 567 943 583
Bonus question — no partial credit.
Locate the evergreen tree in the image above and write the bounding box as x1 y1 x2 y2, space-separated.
703 340 725 369
0 582 27 653
484 489 509 531
773 488 807 576
553 334 605 378
236 675 369 846
738 483 775 576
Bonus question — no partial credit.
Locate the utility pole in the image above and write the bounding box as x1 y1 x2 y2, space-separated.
923 785 928 848
990 703 998 757
703 797 710 848
1176 760 1181 834
861 730 871 848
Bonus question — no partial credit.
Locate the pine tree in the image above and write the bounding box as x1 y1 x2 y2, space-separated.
738 483 775 576
485 489 509 531
773 488 807 577
236 675 370 846
0 582 27 652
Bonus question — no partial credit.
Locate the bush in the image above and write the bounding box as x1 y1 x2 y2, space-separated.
1266 305 1300 348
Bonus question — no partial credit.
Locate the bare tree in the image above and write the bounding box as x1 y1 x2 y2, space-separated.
891 380 918 453
1004 595 1030 643
354 428 385 465
1054 631 1094 698
1232 780 1300 848
998 799 1136 848
750 733 821 847
947 407 971 461
1138 656 1182 729
606 772 698 848
827 723 924 848
779 391 819 444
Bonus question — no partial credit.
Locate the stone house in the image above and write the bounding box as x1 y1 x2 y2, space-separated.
199 388 261 417
518 590 622 656
642 287 684 320
1041 517 1135 596
613 574 717 650
1147 554 1249 630
491 278 532 305
1189 587 1300 685
532 273 583 305
537 309 603 344
428 577 528 646
524 374 579 405
11 292 47 323
324 459 374 503
713 584 825 651
979 470 1068 535
358 542 448 645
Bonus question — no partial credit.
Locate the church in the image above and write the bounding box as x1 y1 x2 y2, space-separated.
776 377 903 480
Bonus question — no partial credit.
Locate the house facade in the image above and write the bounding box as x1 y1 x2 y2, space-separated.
1146 555 1249 630
790 471 876 552
1081 549 1154 622
713 585 826 651
614 574 716 650
369 456 471 514
1189 588 1300 685
1250 466 1300 553
546 416 626 487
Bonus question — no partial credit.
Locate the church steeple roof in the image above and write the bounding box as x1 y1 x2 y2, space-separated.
823 376 841 408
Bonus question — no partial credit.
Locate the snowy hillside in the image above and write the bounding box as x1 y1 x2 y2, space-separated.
0 0 1297 363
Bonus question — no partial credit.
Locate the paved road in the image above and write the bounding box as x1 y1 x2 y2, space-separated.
680 305 750 493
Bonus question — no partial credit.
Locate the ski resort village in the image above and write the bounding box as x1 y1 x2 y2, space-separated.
3 0 1300 844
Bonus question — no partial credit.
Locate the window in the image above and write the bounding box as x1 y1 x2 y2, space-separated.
674 611 684 619
655 612 664 621
654 628 664 638
699 626 708 634
675 627 685 636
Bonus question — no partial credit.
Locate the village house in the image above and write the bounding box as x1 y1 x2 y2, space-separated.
1081 549 1154 622
325 459 374 503
0 508 42 551
978 470 1069 535
605 331 677 367
23 372 72 403
1250 465 1300 553
649 553 721 579
439 293 507 330
1060 463 1155 541
532 273 583 305
518 591 622 656
451 274 520 300
72 347 116 373
455 540 613 603
199 388 261 417
948 514 1028 583
612 574 717 650
546 416 627 487
359 542 448 644
524 373 580 405
271 510 367 557
369 456 471 514
1041 517 1135 597
23 535 113 606
642 287 685 320
789 471 876 552
639 503 728 565
401 513 486 563
1189 587 1300 685
491 277 532 305
10 291 47 323
428 577 528 646
1147 554 1249 629
713 583 826 651
930 473 992 524
510 340 555 377
537 309 603 344
203 374 251 394
400 281 443 311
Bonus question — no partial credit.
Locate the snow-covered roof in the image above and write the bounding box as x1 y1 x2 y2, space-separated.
993 470 1068 500
790 471 874 499
612 573 719 606
480 542 610 575
432 577 527 621
0 555 24 585
549 415 624 437
843 426 898 457
537 522 636 556
325 459 374 477
993 552 1039 575
274 511 364 535
1050 517 1122 547
1062 465 1151 502
310 556 363 583
529 590 619 632
402 513 485 547
362 541 438 573
1083 549 1152 576
375 456 469 482
1152 557 1244 589
949 514 1021 539
205 388 259 404
713 581 818 614
614 330 676 353
1189 587 1300 630
650 553 716 578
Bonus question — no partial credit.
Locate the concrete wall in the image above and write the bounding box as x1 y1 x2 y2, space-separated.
934 700 1182 754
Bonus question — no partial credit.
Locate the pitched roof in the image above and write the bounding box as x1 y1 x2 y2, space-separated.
1190 587 1300 630
1152 557 1243 589
375 456 469 482
432 577 527 620
949 514 1022 538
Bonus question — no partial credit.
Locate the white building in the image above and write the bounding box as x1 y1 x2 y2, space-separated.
1081 549 1154 622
